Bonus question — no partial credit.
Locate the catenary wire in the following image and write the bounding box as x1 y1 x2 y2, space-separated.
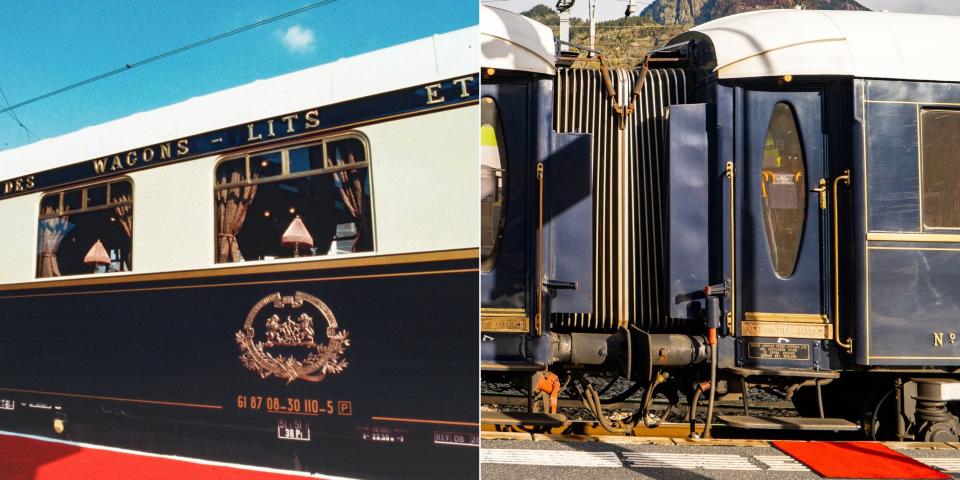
0 0 338 115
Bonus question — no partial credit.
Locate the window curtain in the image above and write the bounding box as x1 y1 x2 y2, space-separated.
38 212 71 278
114 195 133 271
334 169 363 219
333 153 366 252
216 171 257 262
113 195 132 238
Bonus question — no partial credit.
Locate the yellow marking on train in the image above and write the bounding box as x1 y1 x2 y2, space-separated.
0 387 222 410
373 416 479 427
0 248 478 294
0 267 477 300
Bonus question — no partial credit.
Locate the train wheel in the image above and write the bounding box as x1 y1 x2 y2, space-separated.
863 387 898 440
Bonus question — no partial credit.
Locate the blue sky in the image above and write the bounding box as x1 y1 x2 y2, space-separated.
0 1 478 151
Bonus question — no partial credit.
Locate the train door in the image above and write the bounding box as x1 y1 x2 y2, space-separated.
481 82 531 339
737 88 832 368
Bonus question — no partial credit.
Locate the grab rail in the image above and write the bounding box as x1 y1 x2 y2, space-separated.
832 169 853 354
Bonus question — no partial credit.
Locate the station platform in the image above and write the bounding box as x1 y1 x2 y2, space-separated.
482 435 960 480
0 431 348 480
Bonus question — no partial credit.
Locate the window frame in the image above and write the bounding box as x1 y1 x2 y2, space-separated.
211 132 375 264
35 176 135 278
919 108 960 231
759 101 807 280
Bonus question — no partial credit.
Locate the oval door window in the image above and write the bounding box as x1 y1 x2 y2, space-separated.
761 102 806 278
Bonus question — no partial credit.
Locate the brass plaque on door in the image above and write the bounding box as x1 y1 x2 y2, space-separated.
742 321 832 340
481 308 529 333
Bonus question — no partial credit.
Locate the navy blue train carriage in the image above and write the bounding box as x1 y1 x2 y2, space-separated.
481 6 960 441
0 28 478 479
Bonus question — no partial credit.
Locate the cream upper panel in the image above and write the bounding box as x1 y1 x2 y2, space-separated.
361 106 479 254
128 156 217 273
0 193 41 284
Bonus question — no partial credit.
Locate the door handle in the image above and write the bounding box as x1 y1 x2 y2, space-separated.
832 169 853 354
811 178 828 210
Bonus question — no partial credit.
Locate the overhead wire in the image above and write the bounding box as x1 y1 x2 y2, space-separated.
0 0 338 116
0 81 36 142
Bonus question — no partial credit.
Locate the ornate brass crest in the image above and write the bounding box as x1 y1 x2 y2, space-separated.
236 292 350 384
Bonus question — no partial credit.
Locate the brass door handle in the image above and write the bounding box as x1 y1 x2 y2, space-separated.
832 169 853 354
811 178 828 210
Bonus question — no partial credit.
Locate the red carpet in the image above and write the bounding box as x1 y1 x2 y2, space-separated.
0 432 329 480
773 441 950 479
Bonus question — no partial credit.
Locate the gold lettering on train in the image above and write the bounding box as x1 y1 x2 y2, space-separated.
305 109 320 129
452 76 474 98
267 119 276 138
93 158 108 174
247 123 263 141
934 331 945 347
142 147 155 163
177 138 190 155
111 155 123 171
125 150 138 167
424 83 445 105
2 175 35 194
160 142 172 160
282 114 298 133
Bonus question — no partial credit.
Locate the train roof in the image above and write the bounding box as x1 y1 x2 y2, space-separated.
0 26 477 180
671 9 960 82
481 6 556 76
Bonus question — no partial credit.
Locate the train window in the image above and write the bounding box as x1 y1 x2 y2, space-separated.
289 144 324 173
921 109 960 229
36 179 134 278
760 102 806 278
214 135 372 263
250 151 283 179
481 97 507 272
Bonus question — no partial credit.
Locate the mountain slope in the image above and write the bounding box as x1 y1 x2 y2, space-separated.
641 0 866 25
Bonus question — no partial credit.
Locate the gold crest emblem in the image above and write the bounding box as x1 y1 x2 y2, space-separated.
236 292 350 384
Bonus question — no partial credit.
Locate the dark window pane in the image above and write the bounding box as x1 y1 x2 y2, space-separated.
37 205 132 278
326 138 365 168
40 195 59 216
481 97 507 273
250 151 282 179
760 102 806 278
222 170 372 263
289 145 324 173
86 185 107 208
63 190 82 213
110 180 132 204
922 110 960 228
216 157 246 185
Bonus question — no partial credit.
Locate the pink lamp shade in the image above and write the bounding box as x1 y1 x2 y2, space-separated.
83 239 111 267
281 216 314 248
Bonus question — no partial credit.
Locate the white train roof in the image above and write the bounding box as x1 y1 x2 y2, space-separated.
671 9 960 82
481 6 556 76
0 26 477 179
